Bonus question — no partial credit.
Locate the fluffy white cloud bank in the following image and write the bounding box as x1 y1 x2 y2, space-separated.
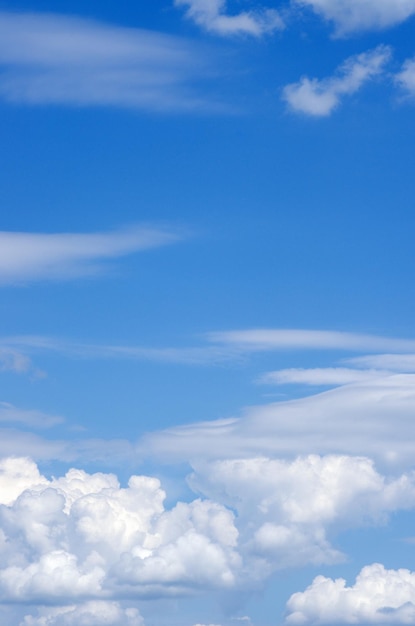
0 453 414 613
0 226 180 284
294 0 415 35
0 455 415 623
175 0 283 36
286 563 415 624
0 12 213 111
283 46 391 116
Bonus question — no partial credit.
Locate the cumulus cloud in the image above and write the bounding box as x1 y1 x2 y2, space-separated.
285 563 415 624
283 46 391 116
0 11 213 111
0 458 240 605
175 0 283 37
142 374 415 467
294 0 415 35
0 226 180 284
189 455 415 572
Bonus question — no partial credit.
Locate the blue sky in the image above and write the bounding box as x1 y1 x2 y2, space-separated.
2 1 415 625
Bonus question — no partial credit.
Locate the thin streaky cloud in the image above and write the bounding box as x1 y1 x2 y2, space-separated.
3 329 415 369
347 353 415 372
208 328 415 353
175 0 284 37
0 11 215 111
0 335 237 366
282 46 391 116
259 367 393 386
0 226 182 285
0 402 63 428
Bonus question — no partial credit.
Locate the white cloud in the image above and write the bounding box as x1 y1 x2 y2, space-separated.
0 403 62 429
207 327 415 353
0 12 213 111
285 563 415 624
142 374 415 467
347 353 415 371
259 367 391 386
0 458 240 604
175 0 283 37
283 46 391 116
189 455 415 572
294 0 415 35
0 226 180 284
396 57 415 96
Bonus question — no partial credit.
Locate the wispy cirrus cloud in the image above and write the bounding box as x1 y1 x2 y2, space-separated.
175 0 284 37
3 328 415 372
282 46 392 116
208 327 415 353
0 226 181 285
0 11 215 111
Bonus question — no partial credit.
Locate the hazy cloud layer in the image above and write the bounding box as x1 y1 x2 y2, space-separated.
0 12 213 111
0 403 62 430
286 563 415 624
283 46 391 116
0 227 180 284
175 0 284 36
142 374 415 467
21 602 144 626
